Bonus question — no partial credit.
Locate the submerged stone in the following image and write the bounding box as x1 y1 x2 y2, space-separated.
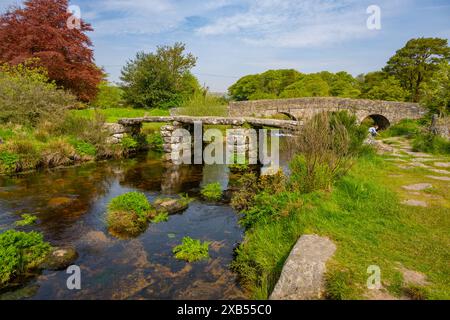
42 247 78 271
154 197 189 215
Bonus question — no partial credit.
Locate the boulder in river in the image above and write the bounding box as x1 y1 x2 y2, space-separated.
154 197 190 215
42 247 78 271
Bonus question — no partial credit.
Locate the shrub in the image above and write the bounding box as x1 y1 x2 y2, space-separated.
15 214 38 227
231 171 286 213
231 173 259 212
0 230 51 288
172 237 210 262
201 183 223 201
0 61 76 126
329 111 368 155
412 133 450 155
289 112 354 194
106 192 155 237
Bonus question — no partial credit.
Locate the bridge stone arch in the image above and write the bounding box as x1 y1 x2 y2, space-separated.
361 114 391 130
228 97 426 126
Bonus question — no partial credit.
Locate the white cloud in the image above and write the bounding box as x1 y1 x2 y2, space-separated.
195 0 404 48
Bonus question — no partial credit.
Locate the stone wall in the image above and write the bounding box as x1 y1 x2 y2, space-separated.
228 97 426 125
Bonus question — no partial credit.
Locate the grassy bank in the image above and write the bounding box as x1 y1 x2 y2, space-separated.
232 152 450 300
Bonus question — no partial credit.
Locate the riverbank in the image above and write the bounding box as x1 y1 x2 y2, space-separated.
232 142 450 300
0 108 169 175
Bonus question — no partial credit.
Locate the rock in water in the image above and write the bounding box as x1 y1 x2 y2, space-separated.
154 198 189 215
270 234 336 300
42 247 78 271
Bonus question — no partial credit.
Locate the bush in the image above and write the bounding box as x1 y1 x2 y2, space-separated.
0 61 76 126
329 111 368 155
231 171 286 213
289 112 354 194
172 237 210 262
201 183 223 201
412 133 450 155
106 192 155 237
0 230 51 288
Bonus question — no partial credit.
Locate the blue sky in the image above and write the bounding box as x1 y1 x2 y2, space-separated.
1 0 450 92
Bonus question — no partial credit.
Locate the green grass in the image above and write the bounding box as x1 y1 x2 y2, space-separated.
15 214 38 227
177 93 228 117
0 230 51 288
72 107 170 123
173 237 210 262
201 182 223 201
232 153 450 300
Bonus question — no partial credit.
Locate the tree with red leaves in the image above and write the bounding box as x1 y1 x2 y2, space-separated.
0 0 102 102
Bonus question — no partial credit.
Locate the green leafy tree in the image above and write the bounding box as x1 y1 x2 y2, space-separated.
364 76 408 101
228 69 302 100
92 80 125 109
420 61 450 115
120 43 199 109
329 71 361 98
280 74 330 98
384 37 450 102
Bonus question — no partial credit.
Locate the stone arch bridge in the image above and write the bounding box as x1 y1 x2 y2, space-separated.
228 97 426 129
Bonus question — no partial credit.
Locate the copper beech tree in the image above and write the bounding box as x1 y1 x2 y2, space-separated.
0 0 102 102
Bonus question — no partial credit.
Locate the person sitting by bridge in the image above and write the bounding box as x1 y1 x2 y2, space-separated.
369 125 379 137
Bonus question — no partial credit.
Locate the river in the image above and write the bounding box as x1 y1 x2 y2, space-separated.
0 138 292 300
